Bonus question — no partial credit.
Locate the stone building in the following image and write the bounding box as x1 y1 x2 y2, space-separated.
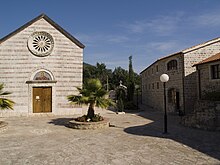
179 53 220 130
0 14 85 116
140 38 220 115
193 52 220 100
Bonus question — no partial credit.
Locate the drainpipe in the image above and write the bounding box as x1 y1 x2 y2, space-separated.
198 66 201 99
182 53 186 116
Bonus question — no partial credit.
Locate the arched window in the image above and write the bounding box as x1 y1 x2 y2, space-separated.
167 60 177 70
33 71 52 80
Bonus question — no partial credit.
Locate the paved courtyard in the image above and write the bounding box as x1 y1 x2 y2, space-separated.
0 108 220 165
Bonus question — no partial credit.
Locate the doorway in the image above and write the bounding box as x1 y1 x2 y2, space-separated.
168 88 180 113
33 87 52 113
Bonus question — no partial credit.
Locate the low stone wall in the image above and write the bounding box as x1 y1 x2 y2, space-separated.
181 100 220 131
69 118 110 130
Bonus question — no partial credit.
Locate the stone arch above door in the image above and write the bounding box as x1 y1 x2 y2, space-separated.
26 69 56 84
31 69 54 81
26 69 57 114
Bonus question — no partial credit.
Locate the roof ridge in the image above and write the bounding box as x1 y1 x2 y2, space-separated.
140 37 220 74
182 37 220 53
0 13 85 48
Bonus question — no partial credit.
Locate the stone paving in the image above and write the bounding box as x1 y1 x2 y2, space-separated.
0 108 220 165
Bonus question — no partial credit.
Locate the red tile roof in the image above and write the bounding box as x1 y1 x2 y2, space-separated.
193 52 220 66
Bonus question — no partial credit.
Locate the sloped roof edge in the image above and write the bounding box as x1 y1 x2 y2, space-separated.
0 13 85 48
193 52 220 66
140 37 220 74
182 37 220 54
140 52 182 74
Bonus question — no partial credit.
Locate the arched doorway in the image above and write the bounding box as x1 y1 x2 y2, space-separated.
26 69 56 113
33 71 53 113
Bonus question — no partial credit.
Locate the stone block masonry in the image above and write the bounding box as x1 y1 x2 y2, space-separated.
0 14 84 116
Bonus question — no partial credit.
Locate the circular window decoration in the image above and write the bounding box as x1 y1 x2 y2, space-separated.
28 31 54 57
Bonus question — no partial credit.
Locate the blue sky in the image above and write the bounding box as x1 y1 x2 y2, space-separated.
1 0 220 73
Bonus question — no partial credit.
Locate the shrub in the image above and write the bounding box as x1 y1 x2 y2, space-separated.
75 115 87 122
75 114 104 122
91 114 104 122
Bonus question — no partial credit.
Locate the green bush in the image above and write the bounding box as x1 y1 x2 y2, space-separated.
75 115 87 122
91 114 104 122
75 114 104 122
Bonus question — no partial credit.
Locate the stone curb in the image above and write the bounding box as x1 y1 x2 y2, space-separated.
69 118 110 130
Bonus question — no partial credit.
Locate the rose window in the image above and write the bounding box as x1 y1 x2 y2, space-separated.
28 31 54 57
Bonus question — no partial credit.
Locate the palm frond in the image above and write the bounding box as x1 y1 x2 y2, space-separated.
0 83 12 96
67 79 114 113
0 83 4 91
67 95 89 105
0 98 14 110
96 97 115 109
95 88 107 98
0 83 14 110
0 91 12 96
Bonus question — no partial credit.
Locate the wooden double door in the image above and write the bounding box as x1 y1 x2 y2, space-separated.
33 87 52 113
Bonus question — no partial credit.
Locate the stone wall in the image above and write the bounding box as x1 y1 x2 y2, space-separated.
183 41 220 113
0 18 83 116
197 61 220 99
141 53 184 113
181 100 220 131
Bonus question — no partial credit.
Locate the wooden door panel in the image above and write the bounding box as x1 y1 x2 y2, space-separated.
43 88 52 112
33 88 43 113
33 87 52 113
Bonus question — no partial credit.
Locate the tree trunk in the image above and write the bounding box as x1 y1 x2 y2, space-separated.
87 103 95 119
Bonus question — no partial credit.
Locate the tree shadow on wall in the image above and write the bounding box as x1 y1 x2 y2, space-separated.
124 109 220 161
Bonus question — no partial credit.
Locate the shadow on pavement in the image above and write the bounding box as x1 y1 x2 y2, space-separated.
48 118 74 128
124 107 220 161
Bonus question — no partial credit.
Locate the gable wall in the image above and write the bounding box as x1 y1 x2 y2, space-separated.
0 18 83 116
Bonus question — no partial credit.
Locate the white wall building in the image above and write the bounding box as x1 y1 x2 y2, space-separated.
0 14 85 116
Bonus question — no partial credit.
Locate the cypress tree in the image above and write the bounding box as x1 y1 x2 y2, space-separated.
127 56 135 101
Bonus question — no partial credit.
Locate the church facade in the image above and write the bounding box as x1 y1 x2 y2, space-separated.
0 14 85 116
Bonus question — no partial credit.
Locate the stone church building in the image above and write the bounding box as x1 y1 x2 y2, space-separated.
0 14 85 116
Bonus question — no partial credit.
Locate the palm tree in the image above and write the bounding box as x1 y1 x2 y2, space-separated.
0 83 14 110
67 79 114 119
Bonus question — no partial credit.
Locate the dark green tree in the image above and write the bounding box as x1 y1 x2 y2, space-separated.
83 62 140 92
96 63 112 90
127 56 135 101
112 67 129 88
83 62 97 83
